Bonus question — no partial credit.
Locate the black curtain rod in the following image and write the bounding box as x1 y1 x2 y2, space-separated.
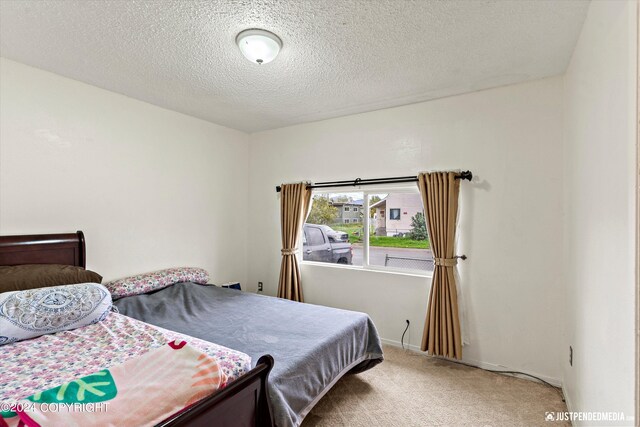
275 170 472 192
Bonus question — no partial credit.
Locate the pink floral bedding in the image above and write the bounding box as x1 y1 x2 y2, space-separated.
14 341 227 427
0 312 251 408
104 267 209 299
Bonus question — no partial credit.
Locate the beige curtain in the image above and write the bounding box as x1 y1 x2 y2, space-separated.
277 182 312 302
418 171 463 359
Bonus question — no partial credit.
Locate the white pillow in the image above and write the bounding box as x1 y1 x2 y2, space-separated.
0 283 112 346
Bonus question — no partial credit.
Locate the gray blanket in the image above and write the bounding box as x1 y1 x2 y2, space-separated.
114 283 383 427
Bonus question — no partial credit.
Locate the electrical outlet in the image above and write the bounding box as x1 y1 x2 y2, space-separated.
569 346 573 366
258 282 263 292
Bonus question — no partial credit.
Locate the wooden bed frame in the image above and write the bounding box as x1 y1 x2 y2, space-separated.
0 231 275 427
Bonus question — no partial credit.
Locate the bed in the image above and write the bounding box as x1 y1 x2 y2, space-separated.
114 282 384 427
0 231 275 427
0 231 384 427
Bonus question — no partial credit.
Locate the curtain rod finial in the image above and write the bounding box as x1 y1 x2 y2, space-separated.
276 185 282 192
458 170 473 181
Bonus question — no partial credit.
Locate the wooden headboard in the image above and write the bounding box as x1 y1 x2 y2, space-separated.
0 231 86 268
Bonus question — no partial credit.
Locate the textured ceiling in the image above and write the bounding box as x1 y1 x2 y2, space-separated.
0 0 589 133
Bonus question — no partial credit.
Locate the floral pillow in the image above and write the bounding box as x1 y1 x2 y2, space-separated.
104 267 209 300
0 283 112 346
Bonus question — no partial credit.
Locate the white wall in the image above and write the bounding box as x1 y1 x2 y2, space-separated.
0 58 250 284
562 0 637 422
248 76 565 384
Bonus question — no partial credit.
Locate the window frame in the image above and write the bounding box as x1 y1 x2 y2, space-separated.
389 208 401 220
301 185 431 278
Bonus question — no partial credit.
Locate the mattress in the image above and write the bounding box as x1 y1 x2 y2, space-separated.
0 311 251 409
114 283 384 427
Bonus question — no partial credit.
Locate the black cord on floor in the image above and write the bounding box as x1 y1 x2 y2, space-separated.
444 357 565 402
401 320 410 349
395 325 562 402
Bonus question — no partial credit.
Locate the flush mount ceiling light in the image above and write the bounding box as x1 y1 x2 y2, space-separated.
236 29 282 65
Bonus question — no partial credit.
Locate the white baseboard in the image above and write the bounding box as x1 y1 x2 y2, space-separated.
562 384 574 425
380 337 422 352
380 338 562 387
460 356 563 388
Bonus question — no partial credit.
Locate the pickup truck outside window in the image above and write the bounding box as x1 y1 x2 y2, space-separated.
307 227 325 246
303 224 354 265
302 190 434 274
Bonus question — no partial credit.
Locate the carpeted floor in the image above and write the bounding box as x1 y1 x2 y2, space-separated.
302 345 569 427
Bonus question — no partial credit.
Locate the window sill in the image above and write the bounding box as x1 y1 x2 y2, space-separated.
300 260 432 279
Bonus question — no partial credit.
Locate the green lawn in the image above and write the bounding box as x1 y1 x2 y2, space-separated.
369 236 430 249
330 224 430 249
332 223 363 235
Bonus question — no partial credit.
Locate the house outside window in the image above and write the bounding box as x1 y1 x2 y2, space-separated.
327 198 363 223
303 188 431 274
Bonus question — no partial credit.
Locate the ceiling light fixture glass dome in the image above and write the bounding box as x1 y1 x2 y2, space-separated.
236 29 282 65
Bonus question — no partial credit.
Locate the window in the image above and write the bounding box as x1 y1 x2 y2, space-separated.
303 188 430 274
304 192 362 266
369 192 430 273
